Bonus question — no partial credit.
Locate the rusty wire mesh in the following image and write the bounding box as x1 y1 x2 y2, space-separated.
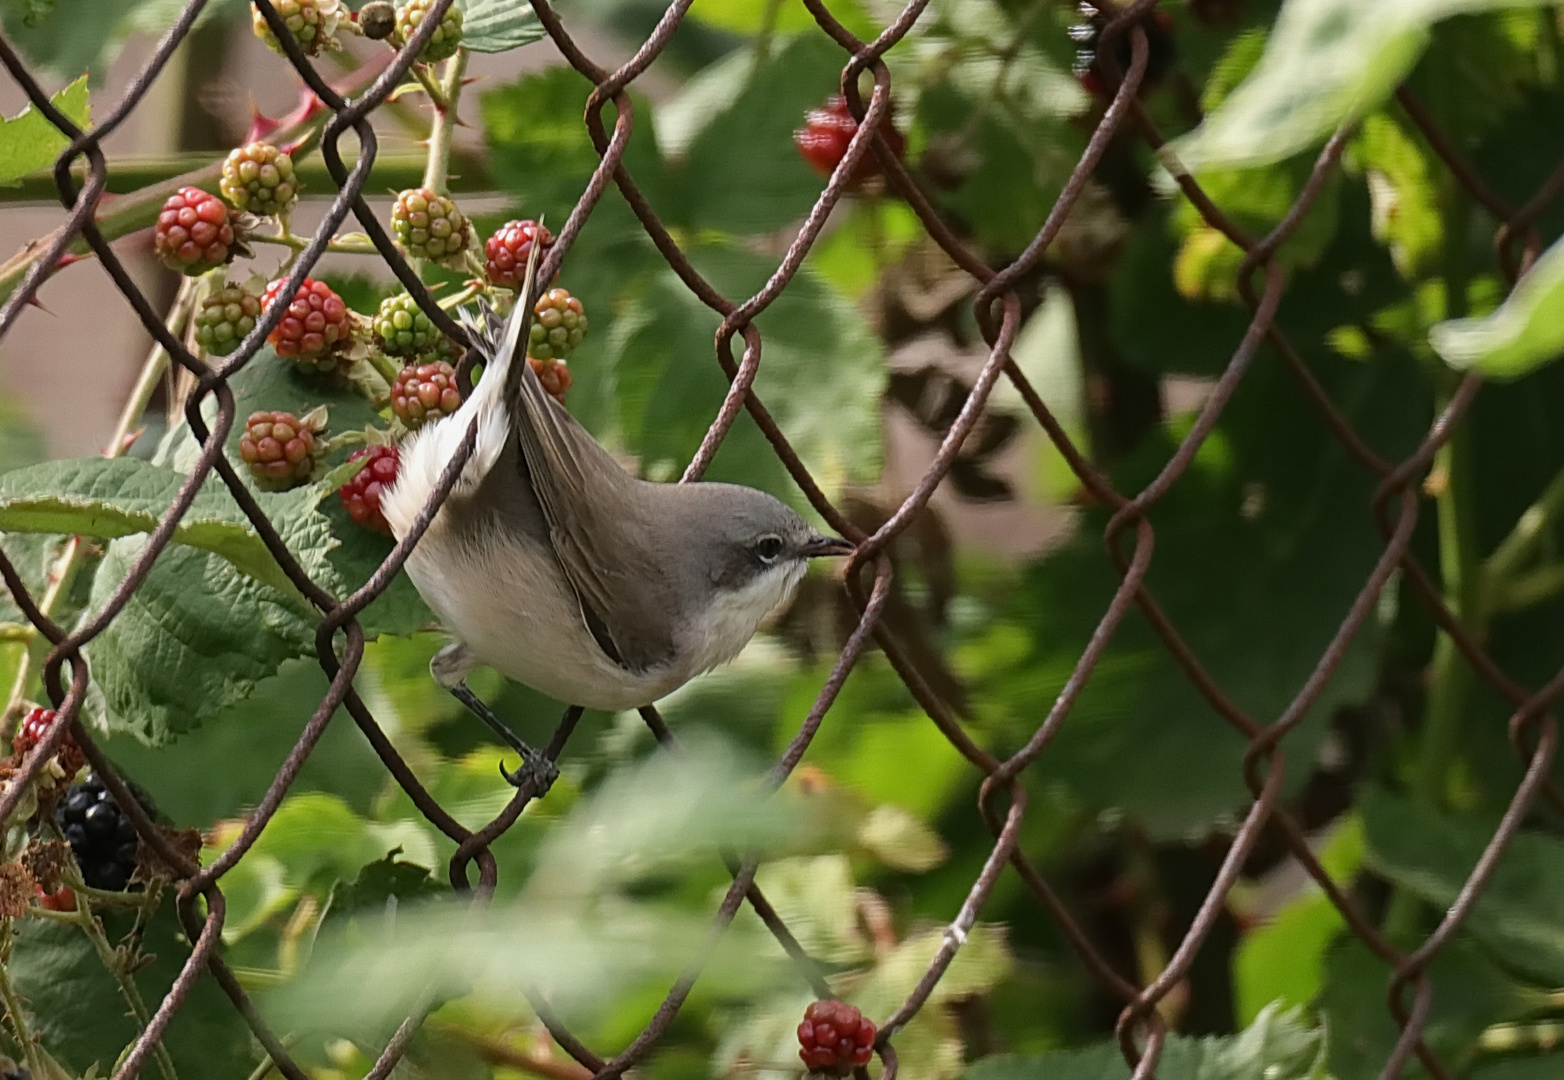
0 0 1562 1078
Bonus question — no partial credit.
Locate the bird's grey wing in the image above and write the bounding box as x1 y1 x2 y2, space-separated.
508 360 679 674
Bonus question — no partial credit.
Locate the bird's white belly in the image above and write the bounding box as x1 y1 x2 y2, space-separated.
402 519 685 711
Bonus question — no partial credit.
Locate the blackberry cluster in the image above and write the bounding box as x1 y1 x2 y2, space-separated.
392 360 462 427
797 1000 876 1074
394 0 464 63
221 142 300 217
194 284 263 356
239 410 320 490
485 219 554 289
793 96 905 187
253 0 350 56
153 187 239 275
528 287 587 361
13 706 85 778
339 446 400 536
391 187 471 266
374 292 442 357
54 774 140 891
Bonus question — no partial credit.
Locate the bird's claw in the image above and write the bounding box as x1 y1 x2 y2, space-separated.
500 748 559 793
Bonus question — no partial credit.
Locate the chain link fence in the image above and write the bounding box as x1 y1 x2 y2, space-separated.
0 1 1560 1078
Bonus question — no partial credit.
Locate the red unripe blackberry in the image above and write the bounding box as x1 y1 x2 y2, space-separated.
339 446 400 536
528 287 587 361
13 707 85 779
394 0 464 62
391 187 471 266
35 884 76 912
391 360 462 427
484 219 554 289
1069 3 1176 97
154 187 238 275
239 410 320 490
253 0 350 56
797 1000 876 1074
261 277 353 373
793 96 905 187
221 142 301 217
194 283 263 356
529 356 572 404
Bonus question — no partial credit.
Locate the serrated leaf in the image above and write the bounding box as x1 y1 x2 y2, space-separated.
1171 0 1560 173
0 73 88 186
1430 231 1564 379
156 351 432 636
83 536 315 744
1361 787 1564 984
1319 935 1527 1080
326 850 446 923
0 457 314 600
960 1004 1329 1080
462 0 545 52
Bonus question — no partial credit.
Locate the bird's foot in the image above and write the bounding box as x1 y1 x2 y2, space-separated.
499 747 560 793
448 680 558 795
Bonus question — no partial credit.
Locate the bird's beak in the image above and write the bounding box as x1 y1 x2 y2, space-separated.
801 534 856 558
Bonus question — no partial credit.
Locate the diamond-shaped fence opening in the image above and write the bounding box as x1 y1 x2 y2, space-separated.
0 1 1562 1079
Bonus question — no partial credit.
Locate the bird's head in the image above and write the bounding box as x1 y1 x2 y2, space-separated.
668 483 854 655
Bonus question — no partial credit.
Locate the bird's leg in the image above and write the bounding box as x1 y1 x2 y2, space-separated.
433 643 558 793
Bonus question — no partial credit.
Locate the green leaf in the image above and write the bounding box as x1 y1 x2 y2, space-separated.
1234 816 1363 1024
683 0 875 37
0 457 313 599
1361 787 1564 984
603 243 884 499
1353 111 1445 280
326 850 447 923
97 655 390 828
959 1003 1329 1080
157 349 432 636
1473 1058 1564 1079
1430 231 1564 378
1319 935 1528 1080
461 0 545 53
12 898 254 1077
83 537 315 744
0 74 88 186
674 34 844 235
1170 0 1560 173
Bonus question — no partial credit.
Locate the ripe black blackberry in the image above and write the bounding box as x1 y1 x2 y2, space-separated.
54 773 143 891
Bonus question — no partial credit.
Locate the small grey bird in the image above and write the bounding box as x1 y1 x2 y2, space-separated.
381 258 853 785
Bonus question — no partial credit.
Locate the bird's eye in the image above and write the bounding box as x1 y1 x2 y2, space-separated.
754 535 784 563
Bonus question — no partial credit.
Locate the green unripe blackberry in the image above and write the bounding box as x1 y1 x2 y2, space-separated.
194 284 263 356
390 187 471 267
220 142 300 217
394 0 463 63
528 288 587 361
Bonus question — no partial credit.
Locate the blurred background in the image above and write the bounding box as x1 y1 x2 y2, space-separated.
4 1 1564 1079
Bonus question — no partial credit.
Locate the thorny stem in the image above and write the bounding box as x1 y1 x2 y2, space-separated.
0 922 43 1079
422 50 469 195
1 277 198 737
67 881 180 1080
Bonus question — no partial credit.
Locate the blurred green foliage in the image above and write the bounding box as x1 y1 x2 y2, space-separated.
6 0 1564 1078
